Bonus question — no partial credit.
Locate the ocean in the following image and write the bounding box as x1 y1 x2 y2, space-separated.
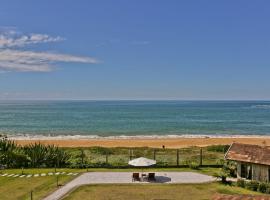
0 100 270 138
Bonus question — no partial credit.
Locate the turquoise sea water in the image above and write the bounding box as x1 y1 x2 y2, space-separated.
0 100 270 137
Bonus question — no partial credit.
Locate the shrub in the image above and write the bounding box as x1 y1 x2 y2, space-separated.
265 186 270 194
156 160 169 167
0 138 21 168
207 145 230 153
89 161 111 168
90 147 113 155
216 159 225 165
23 143 70 168
258 182 268 193
188 162 200 170
214 170 229 183
223 161 237 177
236 179 245 188
245 180 259 191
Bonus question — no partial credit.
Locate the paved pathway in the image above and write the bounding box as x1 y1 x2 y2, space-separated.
43 172 215 200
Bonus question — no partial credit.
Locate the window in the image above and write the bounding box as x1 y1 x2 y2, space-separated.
241 163 252 179
268 168 270 182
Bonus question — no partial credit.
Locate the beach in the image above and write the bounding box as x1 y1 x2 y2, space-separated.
14 136 270 148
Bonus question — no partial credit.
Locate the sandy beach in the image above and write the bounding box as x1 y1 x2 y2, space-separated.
14 137 270 148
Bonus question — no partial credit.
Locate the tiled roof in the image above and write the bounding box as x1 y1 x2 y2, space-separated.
212 194 270 200
225 143 270 166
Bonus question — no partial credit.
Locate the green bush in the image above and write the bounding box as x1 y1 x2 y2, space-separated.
258 182 268 193
245 180 259 191
222 161 237 177
206 145 230 153
156 161 169 167
188 162 200 170
216 159 224 165
89 147 113 155
214 170 228 183
236 179 245 188
89 161 111 168
265 186 270 194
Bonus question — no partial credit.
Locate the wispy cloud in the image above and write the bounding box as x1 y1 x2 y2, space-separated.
0 49 98 72
0 28 98 72
0 29 64 48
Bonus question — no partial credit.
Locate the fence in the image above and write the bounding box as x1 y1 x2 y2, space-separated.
66 146 225 168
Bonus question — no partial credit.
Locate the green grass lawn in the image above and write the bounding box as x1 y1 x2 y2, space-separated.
0 167 219 200
62 183 262 200
0 168 82 200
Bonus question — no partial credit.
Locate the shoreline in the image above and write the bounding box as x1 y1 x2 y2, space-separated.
9 135 270 148
8 133 270 140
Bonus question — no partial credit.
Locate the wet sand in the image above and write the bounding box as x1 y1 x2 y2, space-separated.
15 137 270 148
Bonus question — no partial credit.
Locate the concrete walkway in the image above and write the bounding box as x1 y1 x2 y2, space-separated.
43 172 216 200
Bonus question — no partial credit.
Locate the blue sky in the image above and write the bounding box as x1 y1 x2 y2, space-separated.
0 0 269 100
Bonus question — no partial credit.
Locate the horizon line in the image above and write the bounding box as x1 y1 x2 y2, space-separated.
0 99 270 101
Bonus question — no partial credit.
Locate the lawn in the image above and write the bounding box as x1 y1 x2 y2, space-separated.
0 167 219 200
62 183 262 200
0 168 82 200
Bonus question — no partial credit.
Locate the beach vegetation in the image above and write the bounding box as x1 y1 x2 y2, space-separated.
1 140 227 169
222 161 237 177
245 180 260 191
188 161 200 170
207 144 230 153
235 179 270 194
0 139 70 168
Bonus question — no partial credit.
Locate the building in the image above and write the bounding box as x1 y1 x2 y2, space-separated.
225 142 270 182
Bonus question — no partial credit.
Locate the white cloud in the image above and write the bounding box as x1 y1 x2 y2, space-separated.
0 49 98 72
0 28 99 72
0 30 64 48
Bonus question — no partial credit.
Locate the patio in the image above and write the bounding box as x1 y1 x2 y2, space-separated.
43 172 215 200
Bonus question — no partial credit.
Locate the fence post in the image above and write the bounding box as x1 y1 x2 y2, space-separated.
199 148 203 166
176 149 179 166
153 149 156 160
56 175 59 187
30 190 33 200
129 149 132 160
57 155 59 168
106 153 108 164
81 149 84 165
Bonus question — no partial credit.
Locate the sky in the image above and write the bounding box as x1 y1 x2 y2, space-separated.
0 0 269 100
